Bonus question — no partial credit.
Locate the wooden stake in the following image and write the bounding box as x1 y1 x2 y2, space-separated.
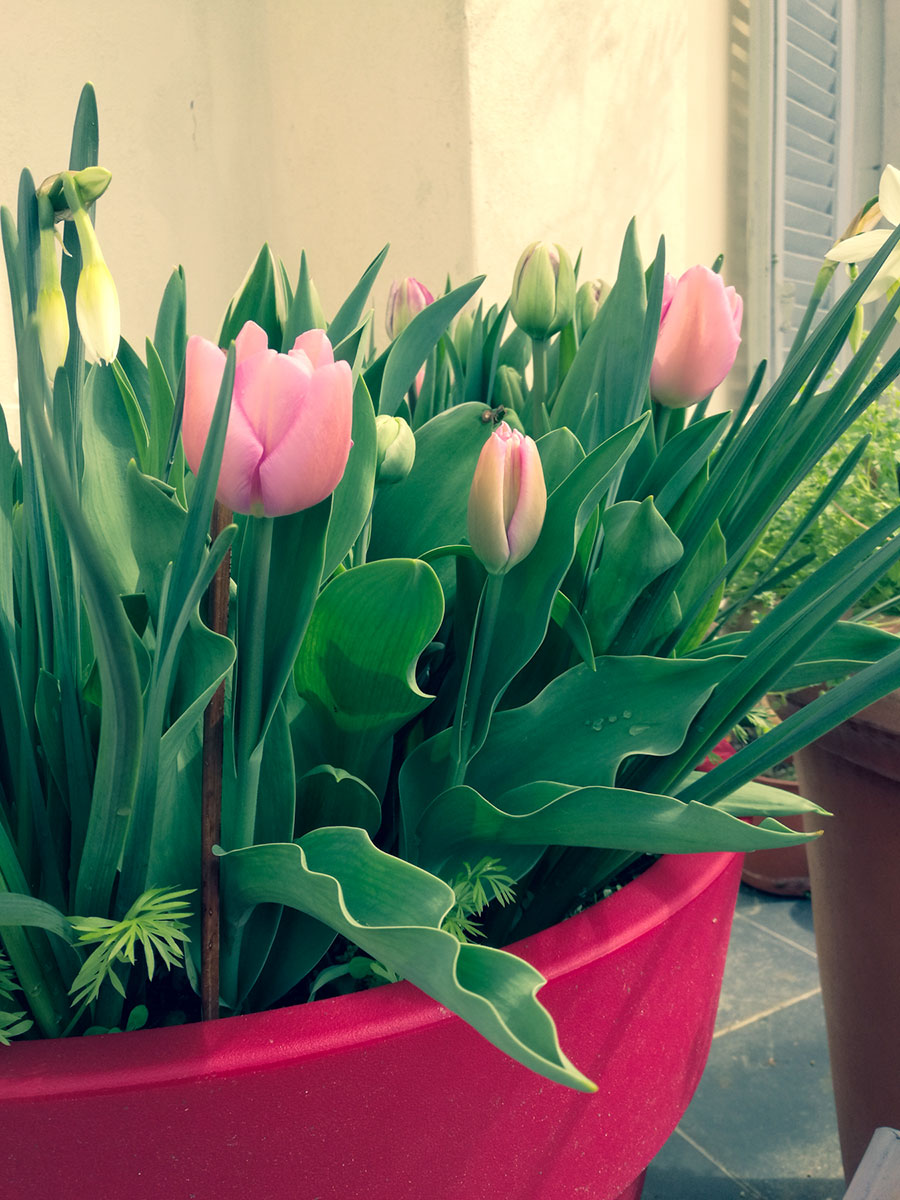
200 501 232 1021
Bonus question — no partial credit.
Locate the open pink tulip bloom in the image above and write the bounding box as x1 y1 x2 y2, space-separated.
650 265 743 408
182 321 353 517
467 422 547 575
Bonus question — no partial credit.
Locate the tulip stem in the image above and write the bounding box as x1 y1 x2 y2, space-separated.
653 403 671 448
530 338 550 437
451 572 505 786
233 514 275 848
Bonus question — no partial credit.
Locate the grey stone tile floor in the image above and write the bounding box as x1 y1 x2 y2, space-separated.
643 882 845 1200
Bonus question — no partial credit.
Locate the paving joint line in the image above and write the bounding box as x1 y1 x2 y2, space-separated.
732 910 819 959
713 985 822 1038
672 1127 769 1199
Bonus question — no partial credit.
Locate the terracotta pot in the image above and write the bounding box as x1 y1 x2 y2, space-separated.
787 689 900 1183
0 852 741 1200
740 771 811 896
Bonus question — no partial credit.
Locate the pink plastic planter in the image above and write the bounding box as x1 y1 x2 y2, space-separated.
0 851 741 1200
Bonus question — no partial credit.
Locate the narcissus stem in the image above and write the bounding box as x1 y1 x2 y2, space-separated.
200 500 232 1022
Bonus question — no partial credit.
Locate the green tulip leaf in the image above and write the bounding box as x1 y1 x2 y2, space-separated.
634 411 730 517
220 244 284 348
584 498 683 653
295 765 382 838
217 826 595 1092
323 375 377 577
369 403 497 560
327 244 390 347
535 426 586 494
294 558 444 782
469 654 734 796
153 266 187 396
415 779 820 879
696 774 829 818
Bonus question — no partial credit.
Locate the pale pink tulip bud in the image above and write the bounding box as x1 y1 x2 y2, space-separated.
650 265 742 408
467 421 547 575
386 277 434 339
182 319 352 517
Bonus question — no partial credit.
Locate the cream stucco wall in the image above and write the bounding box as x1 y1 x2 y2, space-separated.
1 0 731 447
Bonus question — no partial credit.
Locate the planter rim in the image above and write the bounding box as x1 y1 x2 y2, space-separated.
2 850 737 1101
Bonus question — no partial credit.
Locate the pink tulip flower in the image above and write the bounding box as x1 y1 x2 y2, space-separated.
650 266 743 408
183 320 352 517
386 277 434 340
467 422 547 575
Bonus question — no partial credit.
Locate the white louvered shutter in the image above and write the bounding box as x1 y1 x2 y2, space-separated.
771 0 852 368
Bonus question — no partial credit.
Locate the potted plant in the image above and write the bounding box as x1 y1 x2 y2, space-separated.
4 88 900 1199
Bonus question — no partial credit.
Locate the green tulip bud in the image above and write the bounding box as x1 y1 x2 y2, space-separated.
575 278 609 334
454 310 475 363
510 241 576 340
375 414 416 485
494 365 526 418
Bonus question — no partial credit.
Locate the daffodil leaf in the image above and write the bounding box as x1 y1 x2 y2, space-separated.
217 827 595 1092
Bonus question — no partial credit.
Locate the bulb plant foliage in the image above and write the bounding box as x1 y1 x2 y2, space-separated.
4 88 900 1092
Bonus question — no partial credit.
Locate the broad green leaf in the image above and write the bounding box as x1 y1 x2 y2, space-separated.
584 498 683 653
535 426 585 493
294 558 444 782
295 765 382 838
369 402 497 560
415 780 819 879
696 774 828 818
217 827 595 1092
469 655 734 798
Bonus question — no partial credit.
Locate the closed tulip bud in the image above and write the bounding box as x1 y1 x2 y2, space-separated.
650 265 742 408
575 278 609 334
510 241 576 340
454 309 475 363
494 365 527 417
386 277 434 340
467 421 546 575
375 414 416 485
35 227 69 376
72 208 120 364
182 320 352 517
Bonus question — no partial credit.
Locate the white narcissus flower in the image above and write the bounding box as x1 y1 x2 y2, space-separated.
826 165 900 302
